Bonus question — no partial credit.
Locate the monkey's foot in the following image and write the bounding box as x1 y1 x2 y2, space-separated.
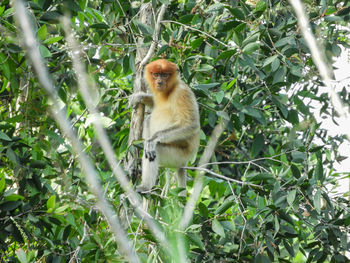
145 150 156 161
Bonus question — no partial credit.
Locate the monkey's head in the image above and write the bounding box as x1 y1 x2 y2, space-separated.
145 59 179 93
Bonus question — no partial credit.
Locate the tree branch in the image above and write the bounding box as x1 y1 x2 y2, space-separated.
12 1 140 262
162 20 230 48
179 118 228 230
289 0 350 141
139 4 167 69
62 16 172 256
184 166 263 188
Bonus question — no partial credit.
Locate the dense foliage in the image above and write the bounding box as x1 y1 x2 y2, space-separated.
1 0 349 262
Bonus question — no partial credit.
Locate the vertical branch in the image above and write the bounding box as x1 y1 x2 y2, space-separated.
176 118 228 262
126 3 167 175
12 1 140 262
289 0 350 140
126 2 151 175
179 118 228 230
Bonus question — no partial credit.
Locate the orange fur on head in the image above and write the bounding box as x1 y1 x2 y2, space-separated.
145 59 179 94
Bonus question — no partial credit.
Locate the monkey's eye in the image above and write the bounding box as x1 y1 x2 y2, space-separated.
160 73 170 78
152 73 170 79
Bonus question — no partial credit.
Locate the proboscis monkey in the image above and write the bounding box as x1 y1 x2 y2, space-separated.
130 59 200 195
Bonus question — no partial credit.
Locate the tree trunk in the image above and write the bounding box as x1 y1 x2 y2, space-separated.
126 2 153 180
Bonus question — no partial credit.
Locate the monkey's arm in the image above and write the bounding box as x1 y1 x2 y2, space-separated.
129 92 154 108
144 123 199 161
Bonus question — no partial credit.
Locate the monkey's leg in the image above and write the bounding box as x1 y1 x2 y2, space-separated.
136 115 157 193
176 167 187 197
136 155 159 193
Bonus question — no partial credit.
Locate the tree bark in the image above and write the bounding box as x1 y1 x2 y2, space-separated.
126 2 152 179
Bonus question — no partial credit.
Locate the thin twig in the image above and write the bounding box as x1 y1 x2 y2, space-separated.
162 20 230 48
184 166 263 188
139 4 167 69
13 1 140 262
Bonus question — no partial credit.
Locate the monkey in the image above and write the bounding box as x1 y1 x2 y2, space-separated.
130 59 200 196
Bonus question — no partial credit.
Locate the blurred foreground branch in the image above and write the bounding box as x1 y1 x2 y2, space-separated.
62 15 172 254
289 0 350 141
13 1 140 262
176 118 228 262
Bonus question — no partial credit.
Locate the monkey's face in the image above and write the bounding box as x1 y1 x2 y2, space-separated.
152 73 171 91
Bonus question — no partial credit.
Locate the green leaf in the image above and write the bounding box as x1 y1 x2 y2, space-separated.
229 8 245 20
37 24 47 41
0 53 10 79
191 37 203 49
275 36 296 48
5 194 24 201
0 172 5 194
284 239 295 257
0 131 11 141
216 91 225 104
135 20 153 36
39 45 51 58
314 189 322 214
262 55 278 67
55 204 70 214
40 11 61 23
287 109 299 124
198 202 209 218
212 219 225 237
287 189 296 206
242 33 260 46
0 6 5 16
273 66 286 84
291 151 305 163
29 160 46 169
46 195 56 211
216 111 230 121
251 134 264 158
255 1 267 12
0 201 21 211
81 242 98 250
225 78 237 90
6 148 19 164
215 197 234 215
179 14 194 24
232 31 243 46
274 215 280 237
315 161 324 182
16 249 28 263
271 57 280 72
254 254 270 263
44 36 63 44
242 42 259 54
216 49 236 60
271 96 288 119
187 233 205 250
196 64 214 72
90 23 109 29
242 106 266 125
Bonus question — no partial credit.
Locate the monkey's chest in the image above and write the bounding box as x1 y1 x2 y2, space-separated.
149 107 176 135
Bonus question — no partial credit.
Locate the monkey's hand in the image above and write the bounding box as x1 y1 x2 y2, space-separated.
129 92 154 108
128 93 143 108
144 138 158 162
